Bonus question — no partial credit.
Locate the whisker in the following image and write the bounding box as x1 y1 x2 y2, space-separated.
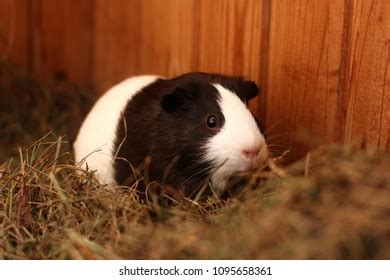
171 165 214 188
265 133 289 142
262 117 288 136
266 139 287 146
184 166 214 182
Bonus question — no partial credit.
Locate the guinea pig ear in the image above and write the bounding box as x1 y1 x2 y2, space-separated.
161 87 194 113
242 81 260 101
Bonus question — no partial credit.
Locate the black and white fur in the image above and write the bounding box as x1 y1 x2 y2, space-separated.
74 73 268 193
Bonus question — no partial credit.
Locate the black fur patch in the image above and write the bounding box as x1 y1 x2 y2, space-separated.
112 73 260 196
175 72 260 103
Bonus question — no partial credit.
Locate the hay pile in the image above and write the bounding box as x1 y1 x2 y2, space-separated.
0 63 389 259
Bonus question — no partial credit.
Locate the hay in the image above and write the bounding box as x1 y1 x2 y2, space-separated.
1 135 389 259
0 62 389 259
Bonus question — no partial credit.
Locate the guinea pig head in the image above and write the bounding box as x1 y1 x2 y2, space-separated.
160 77 268 192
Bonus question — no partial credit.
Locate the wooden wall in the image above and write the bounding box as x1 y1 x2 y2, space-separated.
0 0 389 159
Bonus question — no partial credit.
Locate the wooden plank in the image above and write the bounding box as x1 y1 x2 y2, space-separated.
93 0 196 92
93 0 268 119
344 0 390 151
0 0 30 69
266 0 346 159
93 0 141 92
194 0 268 123
33 0 92 84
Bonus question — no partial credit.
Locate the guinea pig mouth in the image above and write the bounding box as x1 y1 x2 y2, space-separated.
240 151 268 172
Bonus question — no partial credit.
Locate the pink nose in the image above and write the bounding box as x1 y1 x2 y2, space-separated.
242 147 260 158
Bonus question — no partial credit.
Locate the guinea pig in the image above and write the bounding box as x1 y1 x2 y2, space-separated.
73 72 268 195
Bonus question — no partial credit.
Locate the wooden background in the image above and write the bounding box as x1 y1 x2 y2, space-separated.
1 0 389 160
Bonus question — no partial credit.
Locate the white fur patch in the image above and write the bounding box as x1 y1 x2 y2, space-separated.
205 83 268 192
73 75 161 184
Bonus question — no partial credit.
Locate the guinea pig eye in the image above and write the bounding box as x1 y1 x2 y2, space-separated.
206 115 218 128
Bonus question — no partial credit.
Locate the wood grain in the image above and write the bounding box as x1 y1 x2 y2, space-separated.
0 0 388 158
93 0 199 92
193 0 268 121
32 0 92 84
266 0 346 159
93 0 267 117
0 0 29 68
93 0 141 92
344 0 390 151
